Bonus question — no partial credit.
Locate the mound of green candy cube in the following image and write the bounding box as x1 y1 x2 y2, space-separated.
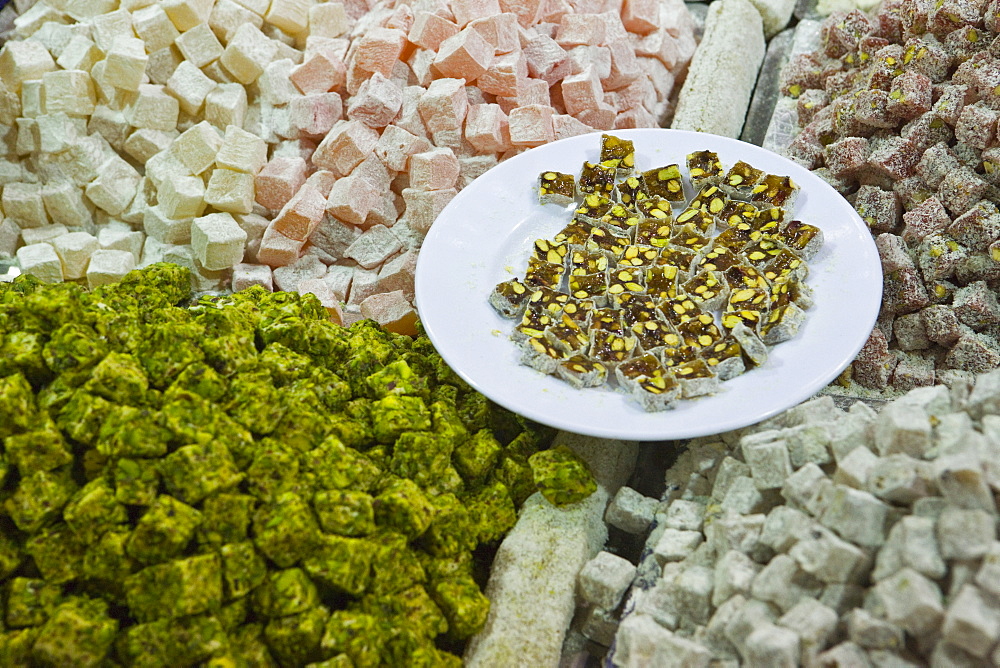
0 263 594 667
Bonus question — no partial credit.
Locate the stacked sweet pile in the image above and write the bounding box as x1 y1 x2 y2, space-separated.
779 2 1000 392
0 0 697 331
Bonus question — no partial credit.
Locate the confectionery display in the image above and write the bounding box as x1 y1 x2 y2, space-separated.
491 134 821 411
1 0 1000 665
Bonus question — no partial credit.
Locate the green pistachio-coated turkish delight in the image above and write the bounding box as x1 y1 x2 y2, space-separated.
264 604 330 666
528 445 598 507
252 567 320 618
111 458 160 506
252 492 323 568
197 493 257 547
374 478 437 539
160 441 244 505
5 577 62 628
124 552 223 622
63 477 128 544
5 467 77 533
453 428 502 483
127 495 203 564
314 489 377 536
30 596 118 668
427 575 490 640
220 541 268 601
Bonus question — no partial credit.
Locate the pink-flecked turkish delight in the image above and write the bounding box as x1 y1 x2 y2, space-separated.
255 156 308 211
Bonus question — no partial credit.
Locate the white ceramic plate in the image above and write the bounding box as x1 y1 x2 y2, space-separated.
414 129 882 441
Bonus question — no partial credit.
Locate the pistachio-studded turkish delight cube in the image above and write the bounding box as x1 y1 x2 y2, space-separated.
694 244 743 274
600 134 636 172
630 319 681 353
567 272 609 306
532 238 568 265
775 220 824 259
538 171 576 205
720 160 765 200
525 286 571 314
724 262 769 291
687 150 725 188
670 223 712 252
760 247 808 284
124 552 223 622
589 307 627 336
554 220 596 246
127 494 203 564
30 597 118 668
617 293 660 326
518 336 567 375
574 193 614 223
617 244 660 268
578 161 617 197
677 312 724 350
681 269 729 311
556 355 609 388
673 358 720 398
674 206 716 236
635 218 673 248
252 491 324 568
589 330 637 367
560 297 596 325
523 256 565 289
615 353 682 411
642 164 685 201
567 247 610 275
688 184 730 218
489 278 532 319
636 196 674 222
314 489 376 537
544 313 590 356
586 226 630 259
656 245 697 276
750 174 800 209
607 266 645 302
657 293 703 327
722 287 770 332
220 540 268 600
514 304 561 340
303 534 373 597
599 203 641 233
717 199 759 229
700 336 746 380
645 264 681 300
616 174 647 207
761 300 808 344
714 222 755 252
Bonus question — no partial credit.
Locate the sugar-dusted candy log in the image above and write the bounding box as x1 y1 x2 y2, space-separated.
255 155 307 210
